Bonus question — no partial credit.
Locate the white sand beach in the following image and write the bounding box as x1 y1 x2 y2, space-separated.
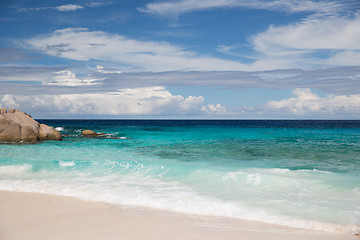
0 190 353 240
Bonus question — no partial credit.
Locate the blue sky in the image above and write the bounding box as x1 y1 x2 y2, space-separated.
1 0 360 118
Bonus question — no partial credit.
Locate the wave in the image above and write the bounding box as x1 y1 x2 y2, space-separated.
0 164 32 175
103 133 128 139
59 161 75 167
55 127 64 131
0 177 358 235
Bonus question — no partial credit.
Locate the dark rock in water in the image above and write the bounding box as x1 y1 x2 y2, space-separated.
81 129 98 136
81 130 126 139
0 108 62 142
81 130 105 137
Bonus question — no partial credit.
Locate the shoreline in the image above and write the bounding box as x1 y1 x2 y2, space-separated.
0 190 353 240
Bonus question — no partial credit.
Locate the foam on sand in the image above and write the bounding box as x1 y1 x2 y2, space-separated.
0 190 353 240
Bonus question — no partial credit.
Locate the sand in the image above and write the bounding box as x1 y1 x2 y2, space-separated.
0 190 354 240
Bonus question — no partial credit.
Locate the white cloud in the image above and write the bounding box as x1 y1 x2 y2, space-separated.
1 95 19 109
3 84 360 118
139 0 342 17
202 104 228 115
138 1 360 70
0 87 207 116
266 88 360 116
252 14 360 53
45 70 99 86
19 4 84 12
54 4 83 11
323 50 360 66
139 1 359 70
96 65 122 74
250 13 360 66
25 28 248 72
23 11 360 73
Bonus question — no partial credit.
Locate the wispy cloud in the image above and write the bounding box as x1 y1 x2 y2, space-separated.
216 44 256 59
139 0 360 70
19 4 85 12
139 0 343 17
20 4 360 73
87 2 111 8
96 67 360 95
251 13 360 55
246 11 360 69
1 65 360 96
54 4 83 12
23 23 360 74
24 28 248 72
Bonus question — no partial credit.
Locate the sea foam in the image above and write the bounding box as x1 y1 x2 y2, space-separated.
59 161 75 167
0 164 32 175
0 177 358 235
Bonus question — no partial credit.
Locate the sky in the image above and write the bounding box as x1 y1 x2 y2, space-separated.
1 0 360 119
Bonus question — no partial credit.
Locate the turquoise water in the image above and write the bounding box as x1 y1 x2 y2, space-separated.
1 120 360 234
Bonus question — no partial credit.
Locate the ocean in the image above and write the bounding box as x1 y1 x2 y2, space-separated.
0 120 359 234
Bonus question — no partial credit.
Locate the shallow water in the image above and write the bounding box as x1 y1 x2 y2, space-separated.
1 120 359 234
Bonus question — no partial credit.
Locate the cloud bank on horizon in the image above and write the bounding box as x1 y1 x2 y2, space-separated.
0 0 360 118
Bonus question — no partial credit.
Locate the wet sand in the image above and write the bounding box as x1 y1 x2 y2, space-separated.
0 190 353 240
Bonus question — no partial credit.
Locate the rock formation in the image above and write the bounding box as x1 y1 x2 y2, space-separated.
39 124 62 140
0 108 62 142
81 130 98 136
81 130 105 137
